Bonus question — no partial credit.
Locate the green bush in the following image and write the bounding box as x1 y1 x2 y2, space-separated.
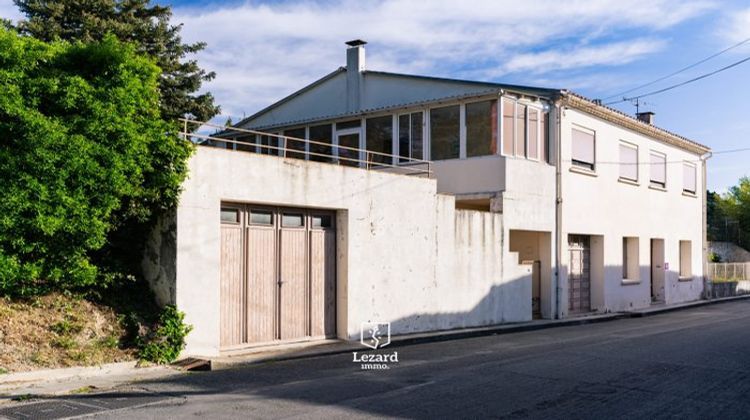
708 252 721 263
0 28 191 297
137 305 192 364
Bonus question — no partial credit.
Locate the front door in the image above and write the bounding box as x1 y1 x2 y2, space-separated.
568 235 591 314
651 238 665 303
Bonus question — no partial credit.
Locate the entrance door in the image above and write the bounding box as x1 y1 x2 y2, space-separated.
568 235 591 313
336 129 361 167
651 238 665 303
220 205 336 349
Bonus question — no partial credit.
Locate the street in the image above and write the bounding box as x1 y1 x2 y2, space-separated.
3 300 750 419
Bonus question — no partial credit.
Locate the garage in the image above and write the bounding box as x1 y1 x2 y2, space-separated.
219 204 336 349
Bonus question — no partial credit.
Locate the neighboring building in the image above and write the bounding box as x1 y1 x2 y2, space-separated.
145 40 710 356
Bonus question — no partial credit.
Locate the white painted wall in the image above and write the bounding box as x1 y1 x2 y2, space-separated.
559 108 704 314
169 147 523 356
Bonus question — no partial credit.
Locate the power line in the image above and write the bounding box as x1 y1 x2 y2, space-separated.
604 54 750 106
600 36 750 102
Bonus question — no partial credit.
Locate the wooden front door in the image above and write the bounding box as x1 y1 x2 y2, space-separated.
568 235 591 314
219 204 336 349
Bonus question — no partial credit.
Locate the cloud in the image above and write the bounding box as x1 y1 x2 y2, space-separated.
721 7 750 45
0 0 22 23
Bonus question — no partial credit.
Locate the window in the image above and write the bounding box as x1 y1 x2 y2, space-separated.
528 108 539 160
398 112 424 162
465 100 497 157
683 162 697 194
282 213 304 227
234 134 257 153
541 111 549 163
571 127 595 170
515 103 527 157
220 208 239 224
258 134 279 155
309 124 333 163
336 120 361 130
283 128 306 160
622 237 639 281
619 142 638 182
502 98 514 156
430 105 460 160
311 214 333 228
366 115 393 165
650 151 666 187
679 240 692 279
250 210 273 225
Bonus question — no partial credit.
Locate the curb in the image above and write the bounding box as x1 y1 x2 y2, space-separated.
625 294 750 317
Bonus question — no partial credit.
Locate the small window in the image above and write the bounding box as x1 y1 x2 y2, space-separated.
650 151 666 187
283 128 306 160
571 127 595 170
622 237 639 281
619 142 638 182
527 108 539 160
541 111 549 163
679 240 692 279
312 214 333 228
250 210 273 225
430 105 460 160
282 213 304 227
683 162 697 194
220 208 239 224
398 112 424 163
515 103 527 157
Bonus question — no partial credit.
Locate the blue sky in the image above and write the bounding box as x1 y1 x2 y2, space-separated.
2 0 748 191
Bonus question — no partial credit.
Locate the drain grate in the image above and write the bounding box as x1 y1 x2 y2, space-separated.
0 393 170 420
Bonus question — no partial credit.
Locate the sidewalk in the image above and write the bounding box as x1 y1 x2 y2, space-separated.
2 295 748 402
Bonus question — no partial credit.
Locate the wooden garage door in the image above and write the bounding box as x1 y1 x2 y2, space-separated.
219 205 336 349
568 235 591 314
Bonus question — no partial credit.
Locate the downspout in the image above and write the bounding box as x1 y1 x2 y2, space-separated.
554 92 565 319
701 151 712 300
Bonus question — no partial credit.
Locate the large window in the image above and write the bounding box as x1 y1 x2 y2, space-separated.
366 115 393 165
466 100 497 157
430 105 460 160
619 142 638 182
399 112 423 162
622 237 639 281
234 134 258 153
679 240 692 279
502 97 545 161
309 124 333 163
683 162 697 194
650 151 666 187
283 128 306 160
571 127 595 170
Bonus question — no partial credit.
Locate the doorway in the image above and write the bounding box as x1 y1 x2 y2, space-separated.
568 235 591 314
651 238 665 303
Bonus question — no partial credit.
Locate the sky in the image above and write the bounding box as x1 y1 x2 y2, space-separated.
1 0 749 192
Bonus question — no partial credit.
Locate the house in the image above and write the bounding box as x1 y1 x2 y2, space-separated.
144 40 710 357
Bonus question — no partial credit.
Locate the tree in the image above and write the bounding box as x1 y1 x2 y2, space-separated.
0 28 191 296
13 0 219 123
721 177 750 250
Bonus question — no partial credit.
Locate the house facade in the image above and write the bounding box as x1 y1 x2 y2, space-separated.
145 41 710 356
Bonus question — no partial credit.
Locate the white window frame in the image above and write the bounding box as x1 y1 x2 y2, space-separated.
618 141 639 183
649 150 667 188
334 125 363 167
570 124 596 171
500 95 543 160
683 161 697 194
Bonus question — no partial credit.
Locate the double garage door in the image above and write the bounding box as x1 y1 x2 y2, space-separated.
219 204 336 349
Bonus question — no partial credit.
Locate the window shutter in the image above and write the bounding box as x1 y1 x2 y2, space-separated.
619 144 638 180
502 98 514 156
571 128 595 166
683 163 696 193
650 152 666 185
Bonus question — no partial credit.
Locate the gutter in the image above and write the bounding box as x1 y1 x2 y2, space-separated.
554 93 564 319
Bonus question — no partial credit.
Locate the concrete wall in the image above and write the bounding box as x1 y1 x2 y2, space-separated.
559 108 705 314
165 147 523 356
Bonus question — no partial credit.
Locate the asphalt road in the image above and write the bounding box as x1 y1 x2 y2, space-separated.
5 300 750 420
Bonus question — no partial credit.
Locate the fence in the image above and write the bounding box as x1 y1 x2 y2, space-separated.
179 118 432 177
707 262 750 281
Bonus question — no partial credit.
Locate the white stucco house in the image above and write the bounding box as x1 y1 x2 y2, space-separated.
145 40 711 357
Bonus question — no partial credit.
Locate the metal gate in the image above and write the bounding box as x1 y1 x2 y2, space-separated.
219 204 336 349
568 235 591 313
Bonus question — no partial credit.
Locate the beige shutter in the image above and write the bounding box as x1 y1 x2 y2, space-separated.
650 152 666 185
502 98 514 156
528 108 539 160
683 163 696 193
571 128 595 167
619 143 638 180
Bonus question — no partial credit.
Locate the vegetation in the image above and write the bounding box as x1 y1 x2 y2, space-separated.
0 28 192 297
13 0 219 123
708 177 750 251
137 305 193 364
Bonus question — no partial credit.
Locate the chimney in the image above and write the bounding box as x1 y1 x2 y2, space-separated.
636 111 655 125
345 39 366 112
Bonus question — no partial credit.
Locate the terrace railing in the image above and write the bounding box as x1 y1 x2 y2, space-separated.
179 118 432 177
707 262 750 282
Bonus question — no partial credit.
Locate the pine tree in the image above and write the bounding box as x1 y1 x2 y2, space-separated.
14 0 220 123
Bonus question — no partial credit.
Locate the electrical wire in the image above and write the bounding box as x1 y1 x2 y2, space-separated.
600 36 750 102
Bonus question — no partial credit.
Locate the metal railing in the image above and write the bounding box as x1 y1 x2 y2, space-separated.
707 262 750 281
179 118 432 177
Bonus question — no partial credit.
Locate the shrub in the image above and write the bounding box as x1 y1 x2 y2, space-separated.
708 252 721 263
137 305 192 364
